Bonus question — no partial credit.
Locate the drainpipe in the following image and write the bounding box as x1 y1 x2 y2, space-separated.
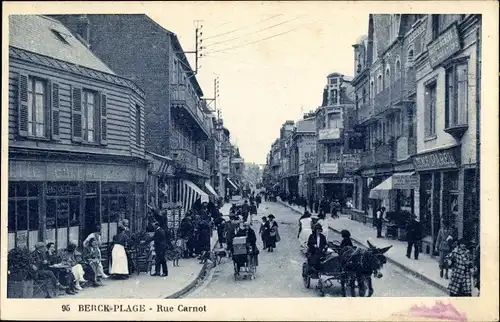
474 17 481 245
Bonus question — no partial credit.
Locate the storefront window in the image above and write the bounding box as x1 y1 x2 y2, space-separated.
101 182 134 243
7 182 40 251
397 189 414 213
46 182 81 250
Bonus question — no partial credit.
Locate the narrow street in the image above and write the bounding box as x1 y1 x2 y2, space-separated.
186 202 447 298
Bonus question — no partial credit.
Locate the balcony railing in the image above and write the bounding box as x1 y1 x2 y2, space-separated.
170 84 212 135
374 87 390 115
171 149 211 177
371 68 417 117
318 128 343 142
390 77 403 105
403 68 416 97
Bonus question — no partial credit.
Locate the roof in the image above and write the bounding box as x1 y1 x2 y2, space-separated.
9 15 114 74
327 72 344 78
295 118 315 133
355 34 368 44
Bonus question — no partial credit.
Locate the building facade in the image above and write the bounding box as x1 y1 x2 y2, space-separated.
294 115 317 199
8 15 148 251
53 14 217 214
315 73 360 202
413 14 481 252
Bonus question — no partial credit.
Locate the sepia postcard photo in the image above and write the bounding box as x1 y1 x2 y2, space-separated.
1 1 498 321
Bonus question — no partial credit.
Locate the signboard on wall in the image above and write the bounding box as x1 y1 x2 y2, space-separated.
413 146 460 171
319 163 339 174
392 173 419 189
427 23 461 68
220 156 230 174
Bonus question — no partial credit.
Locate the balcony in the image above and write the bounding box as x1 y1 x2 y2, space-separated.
318 128 343 143
360 143 395 167
171 149 211 178
371 69 417 117
170 84 211 136
357 103 374 124
374 87 390 115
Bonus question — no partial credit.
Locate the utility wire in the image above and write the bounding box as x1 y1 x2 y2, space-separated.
204 16 303 49
204 25 305 55
204 14 283 40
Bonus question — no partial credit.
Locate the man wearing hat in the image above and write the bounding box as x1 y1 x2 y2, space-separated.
446 239 473 297
31 242 68 296
233 221 258 273
225 214 240 257
264 214 279 252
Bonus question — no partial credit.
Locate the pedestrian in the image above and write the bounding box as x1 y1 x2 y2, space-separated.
329 199 336 218
214 215 226 248
225 215 239 257
197 216 212 254
446 239 473 297
31 242 69 296
435 219 455 279
179 215 193 258
317 211 329 240
375 207 386 238
265 214 279 252
340 229 354 249
110 226 130 278
259 216 269 249
298 211 313 250
406 214 422 260
82 225 109 279
151 221 169 277
241 200 250 222
306 223 327 277
256 194 262 209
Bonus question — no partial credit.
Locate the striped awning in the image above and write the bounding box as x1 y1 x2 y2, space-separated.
226 178 238 190
181 180 209 214
205 181 219 198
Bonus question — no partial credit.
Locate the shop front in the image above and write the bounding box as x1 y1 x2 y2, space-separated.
8 157 148 251
413 145 462 255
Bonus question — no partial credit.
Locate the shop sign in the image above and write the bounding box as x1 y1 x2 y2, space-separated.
413 147 460 171
320 163 339 174
299 164 305 174
219 157 230 174
16 231 28 248
392 173 418 189
9 161 45 181
316 178 354 184
318 128 341 141
197 158 204 170
342 154 361 172
427 23 461 68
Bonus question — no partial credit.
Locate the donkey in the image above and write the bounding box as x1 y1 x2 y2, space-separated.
339 240 392 297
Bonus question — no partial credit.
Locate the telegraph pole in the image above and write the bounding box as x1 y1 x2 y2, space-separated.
179 20 203 75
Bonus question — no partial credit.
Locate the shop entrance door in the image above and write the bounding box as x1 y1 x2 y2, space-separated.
84 197 98 239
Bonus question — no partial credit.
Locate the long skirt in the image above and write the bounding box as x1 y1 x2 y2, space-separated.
71 264 86 282
110 244 129 275
299 229 312 248
266 235 277 249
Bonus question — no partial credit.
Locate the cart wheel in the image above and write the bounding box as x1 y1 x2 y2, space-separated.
318 278 325 297
303 274 311 288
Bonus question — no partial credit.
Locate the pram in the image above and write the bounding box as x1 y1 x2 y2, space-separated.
232 236 257 280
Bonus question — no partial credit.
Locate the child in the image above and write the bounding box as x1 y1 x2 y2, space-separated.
340 230 353 248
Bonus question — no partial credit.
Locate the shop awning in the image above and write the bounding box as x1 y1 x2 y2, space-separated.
226 178 238 190
182 180 209 213
205 181 219 198
369 172 416 199
146 151 174 175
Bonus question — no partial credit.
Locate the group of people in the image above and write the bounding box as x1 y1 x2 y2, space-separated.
276 192 346 218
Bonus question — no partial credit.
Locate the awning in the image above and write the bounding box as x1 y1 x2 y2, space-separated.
182 180 209 213
369 172 416 199
205 181 219 198
226 178 238 190
145 151 174 175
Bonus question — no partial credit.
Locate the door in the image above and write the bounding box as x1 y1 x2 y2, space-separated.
84 196 98 239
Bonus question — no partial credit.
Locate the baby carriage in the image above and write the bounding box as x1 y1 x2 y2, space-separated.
232 236 257 280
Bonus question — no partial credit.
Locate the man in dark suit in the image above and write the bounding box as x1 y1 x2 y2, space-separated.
152 222 169 276
406 214 422 260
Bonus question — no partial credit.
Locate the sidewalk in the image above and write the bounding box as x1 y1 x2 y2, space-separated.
60 202 236 299
277 200 453 293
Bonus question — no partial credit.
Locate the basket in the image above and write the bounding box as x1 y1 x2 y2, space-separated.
233 236 247 245
233 244 247 256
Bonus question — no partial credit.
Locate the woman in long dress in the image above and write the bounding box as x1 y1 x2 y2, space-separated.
265 214 279 252
298 212 313 250
110 226 130 278
317 211 329 240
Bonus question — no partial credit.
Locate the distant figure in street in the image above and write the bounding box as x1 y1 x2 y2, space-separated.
259 216 269 249
317 211 329 240
225 215 240 257
241 200 250 222
446 239 473 297
376 207 386 238
298 211 313 250
214 215 226 248
435 219 455 279
340 230 354 249
406 214 422 260
265 214 279 252
151 221 169 277
255 194 262 209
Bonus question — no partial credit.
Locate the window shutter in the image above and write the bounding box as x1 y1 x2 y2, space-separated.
51 82 60 140
100 93 108 145
71 86 83 142
18 73 29 137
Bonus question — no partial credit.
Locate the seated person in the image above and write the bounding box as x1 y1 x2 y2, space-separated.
30 242 68 297
45 242 79 294
82 237 104 287
233 222 258 273
60 243 93 288
307 223 327 275
83 227 109 279
340 230 354 249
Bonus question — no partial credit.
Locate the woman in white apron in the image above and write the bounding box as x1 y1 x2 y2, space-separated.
110 227 130 278
298 212 313 251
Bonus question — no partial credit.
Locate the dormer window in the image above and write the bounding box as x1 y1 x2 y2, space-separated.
51 29 71 45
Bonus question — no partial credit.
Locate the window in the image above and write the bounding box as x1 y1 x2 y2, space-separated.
7 182 40 251
385 68 390 88
328 113 342 129
377 74 383 93
362 89 366 104
331 89 338 105
370 80 374 98
424 81 437 137
82 90 97 142
445 64 468 128
395 60 401 79
27 77 48 138
432 15 440 39
407 48 414 66
135 104 141 146
408 105 414 138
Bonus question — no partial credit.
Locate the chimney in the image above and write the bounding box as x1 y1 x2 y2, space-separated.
367 14 374 67
77 15 90 48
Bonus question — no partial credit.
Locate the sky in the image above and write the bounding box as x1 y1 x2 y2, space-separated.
148 3 369 164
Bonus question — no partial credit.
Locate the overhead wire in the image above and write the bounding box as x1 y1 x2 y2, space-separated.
203 14 283 41
204 15 304 49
